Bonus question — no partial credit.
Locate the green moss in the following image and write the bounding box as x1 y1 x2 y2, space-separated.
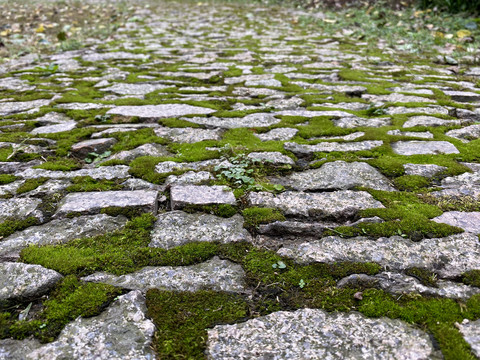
0 217 39 239
420 194 480 212
405 267 438 287
393 175 431 192
0 174 17 185
111 128 167 152
16 178 49 195
66 176 124 192
242 207 285 228
463 270 480 288
34 158 82 171
43 128 97 157
146 289 248 359
3 275 121 343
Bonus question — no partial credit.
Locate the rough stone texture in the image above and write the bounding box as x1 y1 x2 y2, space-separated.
71 138 117 158
164 171 213 186
108 143 172 162
0 198 42 222
458 319 480 358
184 113 281 128
403 163 446 177
27 290 156 360
403 115 468 128
432 211 480 234
445 124 480 143
276 161 394 191
284 140 383 155
31 121 76 135
101 82 170 95
247 190 384 220
332 116 391 128
54 190 158 217
15 166 130 180
391 141 459 155
254 127 298 141
0 263 63 303
387 129 433 138
150 211 251 249
155 127 223 143
443 90 480 102
337 272 480 299
247 151 295 165
278 233 480 277
170 185 236 209
207 308 437 360
82 51 150 62
82 257 245 293
436 170 480 197
0 99 51 116
107 104 216 118
0 214 127 261
155 159 231 174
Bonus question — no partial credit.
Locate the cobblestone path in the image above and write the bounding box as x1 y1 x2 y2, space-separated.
1 0 480 359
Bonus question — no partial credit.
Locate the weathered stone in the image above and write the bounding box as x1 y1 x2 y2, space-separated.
101 82 170 95
436 170 480 197
265 97 303 110
54 190 158 217
0 214 127 261
170 185 236 209
387 129 433 138
403 115 469 128
155 159 231 174
276 110 353 118
106 104 216 118
257 220 333 238
362 93 435 103
443 90 480 102
150 211 251 249
0 263 62 303
458 319 480 358
207 308 437 360
0 99 51 116
254 127 298 141
108 143 172 162
247 151 294 165
0 339 42 360
247 190 383 220
278 233 480 277
391 141 459 155
31 121 76 135
83 257 245 293
404 163 446 177
164 171 213 186
27 290 156 360
275 161 394 191
385 106 450 116
284 140 383 155
154 127 223 143
71 138 117 158
183 113 281 128
0 198 42 222
16 166 130 180
82 51 150 62
56 102 111 110
337 272 480 299
332 116 391 128
310 132 365 141
432 211 480 234
446 124 480 143
0 77 35 92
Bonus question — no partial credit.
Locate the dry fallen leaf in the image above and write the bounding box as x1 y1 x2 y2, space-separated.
457 29 472 39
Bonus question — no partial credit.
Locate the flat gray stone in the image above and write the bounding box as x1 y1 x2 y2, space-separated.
155 159 231 174
0 99 50 116
436 170 480 197
247 151 294 165
276 110 353 118
82 257 245 293
0 339 42 360
446 124 480 143
184 113 281 128
154 127 223 143
27 290 156 360
108 143 172 162
387 130 433 139
443 90 480 102
391 141 459 155
71 138 117 158
254 128 298 141
403 164 446 177
207 308 436 360
101 83 170 95
16 166 130 180
0 77 35 92
433 211 480 234
0 214 127 261
0 263 62 303
458 319 480 358
276 161 394 191
332 117 391 128
403 116 469 128
164 171 213 186
385 106 450 116
363 93 435 103
82 51 150 62
170 185 236 209
54 190 158 217
150 211 251 249
56 103 111 110
284 141 383 155
31 121 76 135
0 198 42 222
337 272 480 299
107 104 216 118
247 190 384 220
310 132 365 141
278 233 480 277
